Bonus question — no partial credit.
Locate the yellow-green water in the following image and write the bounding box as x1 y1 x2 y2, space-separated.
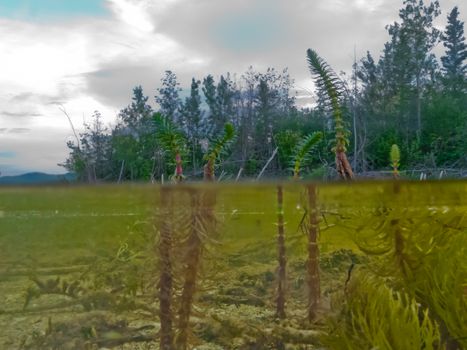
0 181 466 349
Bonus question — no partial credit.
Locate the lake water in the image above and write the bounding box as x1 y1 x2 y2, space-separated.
0 181 466 349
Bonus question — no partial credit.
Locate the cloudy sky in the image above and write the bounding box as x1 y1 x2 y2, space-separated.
0 0 465 176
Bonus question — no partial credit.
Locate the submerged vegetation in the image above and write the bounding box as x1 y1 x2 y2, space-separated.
0 181 465 349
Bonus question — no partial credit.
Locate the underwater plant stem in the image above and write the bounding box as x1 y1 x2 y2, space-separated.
176 191 203 350
159 187 174 350
276 185 287 319
306 185 320 321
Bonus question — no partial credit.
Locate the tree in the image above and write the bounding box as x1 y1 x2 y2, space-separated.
119 85 153 134
155 71 182 123
386 0 441 138
180 78 204 175
202 74 235 138
441 6 467 95
61 111 110 182
113 86 155 181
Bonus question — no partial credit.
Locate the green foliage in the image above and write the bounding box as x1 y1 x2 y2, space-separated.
306 49 349 152
203 123 235 166
322 272 443 350
390 144 400 177
441 6 467 95
347 199 467 348
415 233 467 349
155 70 182 122
153 112 187 177
291 131 323 179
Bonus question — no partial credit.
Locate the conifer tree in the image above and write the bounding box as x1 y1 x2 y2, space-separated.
180 78 204 173
441 6 467 95
155 70 182 123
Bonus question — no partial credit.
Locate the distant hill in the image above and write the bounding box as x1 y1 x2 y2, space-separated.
0 172 76 185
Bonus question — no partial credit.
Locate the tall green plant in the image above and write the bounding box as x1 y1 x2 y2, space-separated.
306 49 354 180
203 122 235 181
322 272 443 350
305 185 320 322
153 113 187 182
291 132 323 179
158 187 175 350
390 144 401 179
275 185 287 320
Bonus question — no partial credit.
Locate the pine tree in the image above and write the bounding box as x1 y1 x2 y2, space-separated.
155 70 182 122
119 86 153 136
385 0 441 138
202 74 235 138
112 86 156 181
441 6 467 95
180 78 204 175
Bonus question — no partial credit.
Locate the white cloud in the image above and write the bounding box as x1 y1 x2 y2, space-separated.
0 1 196 175
107 0 155 32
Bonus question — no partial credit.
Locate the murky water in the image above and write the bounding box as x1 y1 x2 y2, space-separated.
0 181 466 349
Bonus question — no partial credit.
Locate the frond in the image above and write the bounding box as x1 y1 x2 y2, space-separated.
153 113 186 156
307 49 349 151
390 144 400 168
291 131 323 179
203 122 236 164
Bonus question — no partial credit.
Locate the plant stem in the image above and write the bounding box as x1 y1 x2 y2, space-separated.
306 185 320 321
159 187 174 350
276 185 287 319
176 191 203 350
336 149 354 180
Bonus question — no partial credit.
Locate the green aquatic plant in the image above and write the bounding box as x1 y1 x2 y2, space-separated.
322 272 443 350
413 232 467 349
304 184 320 321
349 201 467 348
275 185 287 320
291 131 323 180
176 189 217 350
390 144 400 179
154 112 187 182
158 187 175 350
306 49 354 180
203 122 235 181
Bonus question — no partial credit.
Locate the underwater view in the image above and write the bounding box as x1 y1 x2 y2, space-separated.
0 181 466 349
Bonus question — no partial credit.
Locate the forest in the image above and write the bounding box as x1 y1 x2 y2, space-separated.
61 1 466 183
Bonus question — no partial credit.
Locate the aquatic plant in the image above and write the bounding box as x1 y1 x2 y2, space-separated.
347 197 467 349
154 112 187 182
291 131 323 179
158 187 175 350
306 49 354 180
411 230 467 349
275 185 287 319
322 272 443 350
203 122 235 181
304 185 320 321
175 189 217 350
390 144 400 179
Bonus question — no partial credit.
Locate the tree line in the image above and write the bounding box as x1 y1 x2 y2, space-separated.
61 0 466 182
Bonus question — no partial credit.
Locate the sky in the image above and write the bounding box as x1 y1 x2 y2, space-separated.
0 0 465 176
